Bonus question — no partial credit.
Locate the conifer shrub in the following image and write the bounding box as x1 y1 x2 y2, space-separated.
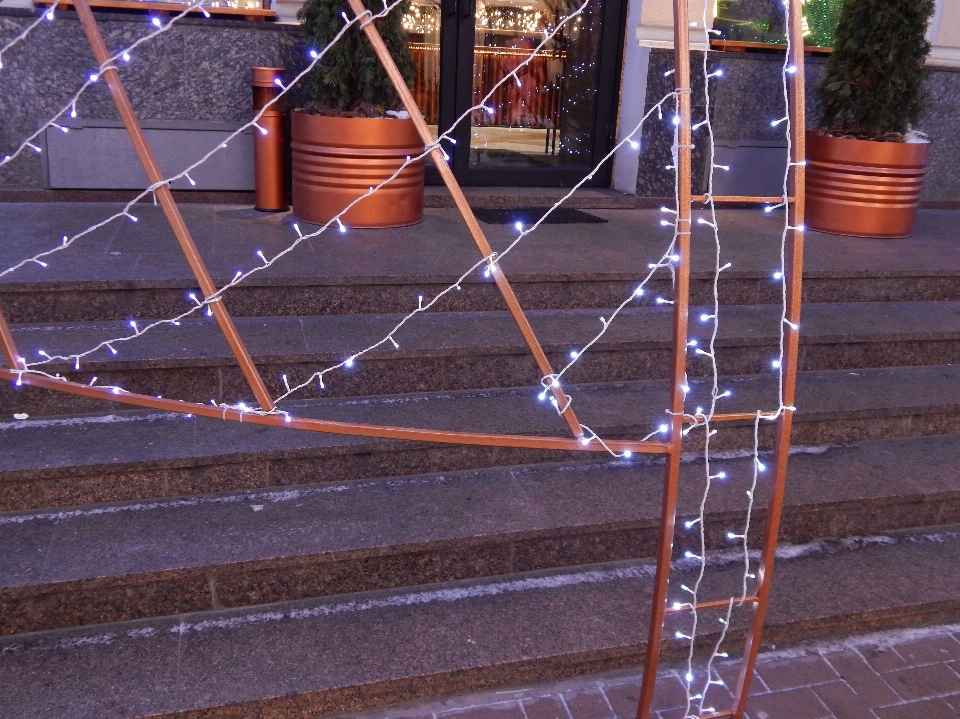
297 0 415 112
816 0 935 140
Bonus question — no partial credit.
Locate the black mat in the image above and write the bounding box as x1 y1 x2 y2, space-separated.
472 207 609 225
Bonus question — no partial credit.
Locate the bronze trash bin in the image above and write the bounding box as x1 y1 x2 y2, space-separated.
251 67 289 212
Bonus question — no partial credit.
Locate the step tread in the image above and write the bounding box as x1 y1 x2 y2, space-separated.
2 206 958 292
3 527 959 719
8 302 960 370
4 364 960 479
3 432 959 591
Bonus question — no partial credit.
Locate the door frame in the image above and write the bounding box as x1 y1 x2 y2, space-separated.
424 0 629 187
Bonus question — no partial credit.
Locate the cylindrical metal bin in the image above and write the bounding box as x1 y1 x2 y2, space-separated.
251 67 288 212
806 133 929 239
291 111 424 228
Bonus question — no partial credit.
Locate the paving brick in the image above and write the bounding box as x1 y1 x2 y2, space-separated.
892 635 960 665
860 646 910 674
875 697 960 719
823 649 900 707
716 663 769 694
756 654 838 691
522 696 569 719
882 663 960 702
946 694 960 713
562 688 614 719
442 702 526 719
812 681 876 719
743 687 833 719
600 681 641 717
650 676 686 712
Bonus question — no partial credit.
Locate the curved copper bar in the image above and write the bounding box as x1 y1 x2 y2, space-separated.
0 369 669 455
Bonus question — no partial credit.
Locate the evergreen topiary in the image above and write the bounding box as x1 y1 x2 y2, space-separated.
816 0 934 139
297 0 415 112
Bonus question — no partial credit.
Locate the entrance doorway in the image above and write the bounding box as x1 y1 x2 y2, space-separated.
404 0 628 186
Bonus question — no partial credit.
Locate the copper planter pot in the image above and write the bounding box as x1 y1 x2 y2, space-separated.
291 111 424 228
805 132 929 238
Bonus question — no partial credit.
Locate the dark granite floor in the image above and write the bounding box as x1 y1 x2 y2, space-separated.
1 205 959 291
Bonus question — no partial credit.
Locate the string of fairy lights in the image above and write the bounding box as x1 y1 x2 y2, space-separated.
0 0 62 69
673 2 799 716
3 3 802 712
0 0 412 281
0 0 591 282
0 0 219 171
5 0 687 449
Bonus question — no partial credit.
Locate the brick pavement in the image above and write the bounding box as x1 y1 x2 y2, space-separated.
332 624 960 719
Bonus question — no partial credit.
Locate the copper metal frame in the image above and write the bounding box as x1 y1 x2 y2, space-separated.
634 0 806 715
0 1 803 715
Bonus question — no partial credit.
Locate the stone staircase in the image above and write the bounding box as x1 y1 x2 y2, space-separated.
2 205 960 718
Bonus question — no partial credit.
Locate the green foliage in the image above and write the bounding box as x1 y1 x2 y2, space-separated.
297 0 415 110
816 0 934 138
802 0 842 48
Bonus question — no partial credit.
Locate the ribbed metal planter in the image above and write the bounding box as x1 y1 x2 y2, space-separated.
291 111 424 228
806 132 929 239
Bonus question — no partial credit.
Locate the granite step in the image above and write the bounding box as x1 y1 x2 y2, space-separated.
6 301 960 417
7 270 960 324
4 433 959 635
3 525 960 719
2 205 959 323
4 364 960 512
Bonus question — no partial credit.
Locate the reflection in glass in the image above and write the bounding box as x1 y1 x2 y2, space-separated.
404 0 441 145
470 0 604 168
402 0 606 171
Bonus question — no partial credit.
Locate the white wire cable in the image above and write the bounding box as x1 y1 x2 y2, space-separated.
0 0 63 70
1 1 216 170
0 0 399 280
0 0 591 281
17 92 677 427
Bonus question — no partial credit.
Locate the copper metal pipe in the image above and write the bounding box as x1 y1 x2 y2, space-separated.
251 67 289 212
0 367 668 454
664 596 759 614
636 0 694 714
731 0 806 715
0 308 21 371
344 0 583 439
692 195 795 204
71 0 275 412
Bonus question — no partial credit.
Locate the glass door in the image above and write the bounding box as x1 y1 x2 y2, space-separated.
403 0 626 187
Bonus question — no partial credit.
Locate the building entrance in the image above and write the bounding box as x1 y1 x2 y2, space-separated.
404 0 627 186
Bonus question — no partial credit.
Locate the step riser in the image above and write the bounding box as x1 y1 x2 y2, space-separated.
8 339 960 417
4 275 960 323
5 492 958 635
4 410 958 513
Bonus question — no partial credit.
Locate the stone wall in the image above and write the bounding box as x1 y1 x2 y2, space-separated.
0 7 307 188
636 49 960 202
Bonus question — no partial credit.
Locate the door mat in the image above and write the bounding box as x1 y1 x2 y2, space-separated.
471 207 609 225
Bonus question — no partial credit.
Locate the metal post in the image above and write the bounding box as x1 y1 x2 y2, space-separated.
636 0 693 713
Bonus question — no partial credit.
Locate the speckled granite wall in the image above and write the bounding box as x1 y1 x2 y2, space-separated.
636 49 960 202
0 7 308 188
